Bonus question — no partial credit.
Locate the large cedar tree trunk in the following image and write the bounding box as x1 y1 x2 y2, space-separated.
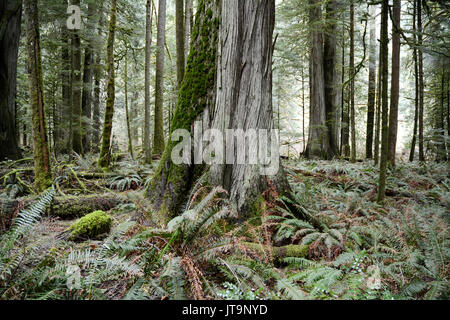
209 0 290 215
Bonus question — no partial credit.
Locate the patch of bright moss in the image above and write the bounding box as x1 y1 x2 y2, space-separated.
68 210 112 241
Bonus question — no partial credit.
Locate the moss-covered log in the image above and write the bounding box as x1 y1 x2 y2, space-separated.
0 194 126 225
49 193 125 218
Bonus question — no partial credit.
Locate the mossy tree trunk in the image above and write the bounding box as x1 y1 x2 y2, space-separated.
144 0 153 163
24 0 53 191
153 0 167 156
0 0 22 161
365 5 376 160
98 0 117 168
148 0 219 220
387 0 401 167
71 0 83 155
377 0 389 203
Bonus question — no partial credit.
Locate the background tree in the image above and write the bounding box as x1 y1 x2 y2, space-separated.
98 0 117 168
71 0 83 155
304 0 332 159
377 0 389 203
176 0 185 89
144 0 153 163
365 5 376 160
0 0 23 161
323 0 339 157
153 0 167 156
387 0 401 167
24 0 53 191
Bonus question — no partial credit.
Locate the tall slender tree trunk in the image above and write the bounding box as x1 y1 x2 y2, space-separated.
0 0 22 160
305 0 332 159
61 5 73 154
377 0 389 203
301 65 306 154
410 0 419 162
374 40 382 165
184 0 192 62
153 0 167 156
71 0 83 155
349 0 356 162
365 5 376 159
437 69 447 162
176 0 185 89
124 49 134 159
417 0 425 162
340 28 346 155
24 0 53 191
92 0 104 153
81 2 98 153
144 0 153 163
323 0 339 157
98 0 117 168
387 0 401 166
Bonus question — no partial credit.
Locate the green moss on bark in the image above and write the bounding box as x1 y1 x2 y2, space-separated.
148 0 219 222
98 0 117 168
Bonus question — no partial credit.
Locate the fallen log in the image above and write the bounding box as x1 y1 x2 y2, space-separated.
0 193 127 231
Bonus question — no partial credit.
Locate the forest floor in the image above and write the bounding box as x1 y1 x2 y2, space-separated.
0 155 448 300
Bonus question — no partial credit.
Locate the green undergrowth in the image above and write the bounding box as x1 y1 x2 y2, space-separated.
0 159 448 300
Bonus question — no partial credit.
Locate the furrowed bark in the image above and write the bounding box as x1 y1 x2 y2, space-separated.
209 0 290 216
